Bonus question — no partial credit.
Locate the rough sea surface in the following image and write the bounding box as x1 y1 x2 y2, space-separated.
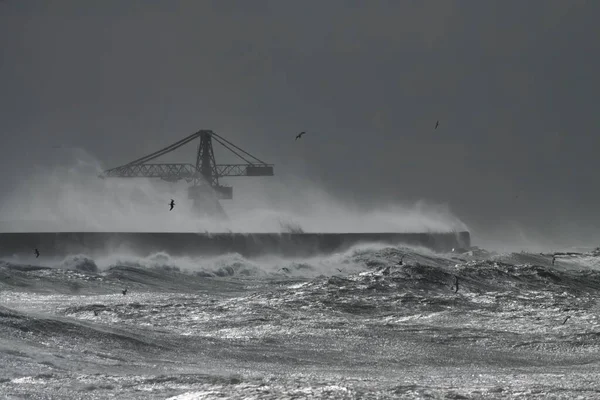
2 244 600 399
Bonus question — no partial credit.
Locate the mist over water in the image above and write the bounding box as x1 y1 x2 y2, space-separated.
0 151 467 234
469 219 600 255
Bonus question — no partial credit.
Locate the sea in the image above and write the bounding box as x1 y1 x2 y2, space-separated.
2 242 600 399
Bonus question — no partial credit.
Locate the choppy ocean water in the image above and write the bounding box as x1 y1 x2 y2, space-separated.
2 243 600 399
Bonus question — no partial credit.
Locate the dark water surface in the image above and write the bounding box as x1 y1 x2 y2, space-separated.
2 242 600 399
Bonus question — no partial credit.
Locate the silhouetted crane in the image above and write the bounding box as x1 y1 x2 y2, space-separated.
101 130 274 218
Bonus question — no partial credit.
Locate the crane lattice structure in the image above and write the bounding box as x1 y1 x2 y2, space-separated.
101 130 273 216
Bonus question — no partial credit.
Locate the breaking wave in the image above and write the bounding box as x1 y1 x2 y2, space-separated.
3 242 600 398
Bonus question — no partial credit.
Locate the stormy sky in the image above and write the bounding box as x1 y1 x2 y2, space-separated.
1 0 598 245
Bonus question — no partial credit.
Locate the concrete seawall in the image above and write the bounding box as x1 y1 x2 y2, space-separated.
0 231 471 258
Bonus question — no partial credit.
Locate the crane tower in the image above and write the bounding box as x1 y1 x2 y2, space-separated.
101 130 274 218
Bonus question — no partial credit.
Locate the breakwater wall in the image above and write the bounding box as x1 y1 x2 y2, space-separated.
0 231 471 258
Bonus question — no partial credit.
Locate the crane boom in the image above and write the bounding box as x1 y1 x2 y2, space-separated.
103 163 273 180
101 130 273 213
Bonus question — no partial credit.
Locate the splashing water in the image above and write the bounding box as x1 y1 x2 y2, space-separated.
0 151 468 233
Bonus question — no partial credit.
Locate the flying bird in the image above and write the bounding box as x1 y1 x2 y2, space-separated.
295 131 306 140
34 248 40 258
435 120 439 129
169 199 175 211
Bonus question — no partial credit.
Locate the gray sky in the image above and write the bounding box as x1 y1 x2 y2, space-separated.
1 0 599 245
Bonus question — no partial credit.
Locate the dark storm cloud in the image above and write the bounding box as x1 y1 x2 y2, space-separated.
1 0 598 243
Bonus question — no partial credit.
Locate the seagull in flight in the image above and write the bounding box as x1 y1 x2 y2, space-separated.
295 131 306 140
169 199 175 211
34 248 40 258
435 120 439 129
